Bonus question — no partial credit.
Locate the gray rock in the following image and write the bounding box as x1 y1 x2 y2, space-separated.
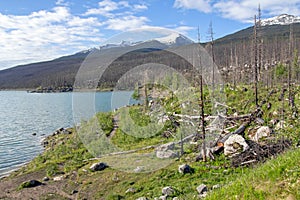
125 187 136 194
89 162 108 171
20 180 42 188
178 164 192 174
275 120 286 130
196 184 207 194
162 186 175 196
224 134 249 156
71 190 78 194
156 150 178 159
53 175 64 181
134 166 144 173
156 142 175 151
212 184 221 190
199 192 208 198
250 126 271 142
136 197 148 200
159 195 167 200
42 177 49 181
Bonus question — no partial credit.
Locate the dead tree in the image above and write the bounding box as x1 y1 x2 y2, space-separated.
208 21 215 97
288 23 294 106
253 15 259 108
198 27 207 162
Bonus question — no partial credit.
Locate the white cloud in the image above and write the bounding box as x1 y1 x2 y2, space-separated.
104 15 149 31
84 0 129 17
55 0 70 6
0 0 153 69
213 1 256 22
0 6 104 69
84 0 150 32
84 0 147 17
174 25 195 35
133 4 148 11
174 0 300 22
213 0 300 22
174 0 212 13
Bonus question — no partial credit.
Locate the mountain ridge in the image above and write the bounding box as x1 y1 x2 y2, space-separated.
0 18 299 89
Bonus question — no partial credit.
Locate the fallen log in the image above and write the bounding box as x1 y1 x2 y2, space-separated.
217 122 249 146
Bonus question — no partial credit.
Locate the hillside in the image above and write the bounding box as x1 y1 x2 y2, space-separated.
213 23 300 66
0 83 299 199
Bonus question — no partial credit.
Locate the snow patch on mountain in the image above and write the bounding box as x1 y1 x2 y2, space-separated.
153 33 194 45
98 33 194 50
261 14 300 26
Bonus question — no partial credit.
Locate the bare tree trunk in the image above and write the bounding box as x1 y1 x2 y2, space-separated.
198 28 207 162
208 21 215 98
288 23 294 106
253 15 259 108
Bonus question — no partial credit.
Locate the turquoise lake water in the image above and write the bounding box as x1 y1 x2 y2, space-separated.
0 91 135 177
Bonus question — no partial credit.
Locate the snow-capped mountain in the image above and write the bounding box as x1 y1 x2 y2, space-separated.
99 40 143 50
153 33 194 46
261 14 300 26
99 33 194 50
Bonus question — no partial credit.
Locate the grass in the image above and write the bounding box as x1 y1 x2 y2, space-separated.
206 148 300 200
14 128 93 177
7 83 300 199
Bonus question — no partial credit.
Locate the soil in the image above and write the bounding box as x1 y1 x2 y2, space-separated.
0 170 79 200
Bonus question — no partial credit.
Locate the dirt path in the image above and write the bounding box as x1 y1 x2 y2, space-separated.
108 114 119 139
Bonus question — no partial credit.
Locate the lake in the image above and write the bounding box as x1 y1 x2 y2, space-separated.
0 90 136 178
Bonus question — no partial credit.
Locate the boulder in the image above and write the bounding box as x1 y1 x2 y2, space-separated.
156 142 175 151
53 175 64 181
275 120 286 130
178 164 193 174
19 180 42 189
224 134 249 156
156 150 178 159
162 186 175 196
134 166 144 173
250 126 271 142
89 162 108 171
196 184 207 194
158 195 167 200
71 190 78 194
125 187 136 194
212 184 221 190
136 197 148 200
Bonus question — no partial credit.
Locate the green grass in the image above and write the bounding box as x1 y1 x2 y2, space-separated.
206 148 300 200
8 83 300 199
15 129 93 177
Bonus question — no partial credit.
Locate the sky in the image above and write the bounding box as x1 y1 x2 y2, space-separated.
0 0 299 70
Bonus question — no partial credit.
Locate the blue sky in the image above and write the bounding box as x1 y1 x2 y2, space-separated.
0 0 299 70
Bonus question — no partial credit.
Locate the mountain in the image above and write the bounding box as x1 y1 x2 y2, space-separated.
99 33 193 50
261 14 300 26
0 20 299 89
0 33 193 89
153 33 194 46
